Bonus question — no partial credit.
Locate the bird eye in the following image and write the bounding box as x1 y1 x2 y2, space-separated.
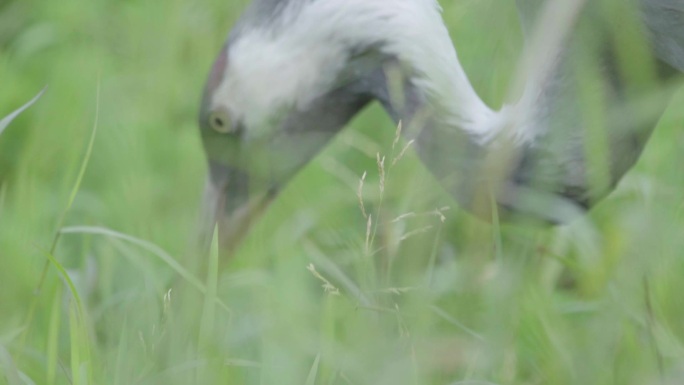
208 108 233 134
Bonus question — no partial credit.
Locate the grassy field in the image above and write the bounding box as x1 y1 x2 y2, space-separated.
2 0 684 384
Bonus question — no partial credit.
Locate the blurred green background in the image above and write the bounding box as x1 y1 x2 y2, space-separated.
1 0 684 384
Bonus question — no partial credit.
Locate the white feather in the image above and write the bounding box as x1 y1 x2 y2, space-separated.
211 0 500 140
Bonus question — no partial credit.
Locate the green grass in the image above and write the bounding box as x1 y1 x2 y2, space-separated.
2 0 684 384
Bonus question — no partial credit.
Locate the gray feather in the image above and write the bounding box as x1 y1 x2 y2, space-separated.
641 0 684 71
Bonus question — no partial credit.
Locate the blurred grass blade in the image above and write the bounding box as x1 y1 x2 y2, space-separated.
51 82 100 252
224 359 263 368
0 87 46 137
69 303 82 385
61 225 202 290
25 82 98 339
304 353 321 385
42 249 85 316
304 240 371 306
430 306 484 341
38 81 99 290
46 288 62 385
0 327 26 345
43 248 93 384
0 345 22 385
198 226 220 348
113 317 129 385
61 225 231 313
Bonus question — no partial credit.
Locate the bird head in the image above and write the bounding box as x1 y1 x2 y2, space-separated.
196 4 392 255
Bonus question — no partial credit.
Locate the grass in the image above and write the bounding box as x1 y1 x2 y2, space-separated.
1 0 684 384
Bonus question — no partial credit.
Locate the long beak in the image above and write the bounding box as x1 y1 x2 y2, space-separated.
198 161 276 260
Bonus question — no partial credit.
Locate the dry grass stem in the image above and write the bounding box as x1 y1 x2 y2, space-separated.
375 286 419 295
392 139 415 166
392 120 403 150
376 153 386 193
370 224 438 256
433 206 451 223
365 214 372 255
306 263 340 295
357 171 368 218
388 207 449 225
399 226 434 241
391 212 417 223
161 288 172 326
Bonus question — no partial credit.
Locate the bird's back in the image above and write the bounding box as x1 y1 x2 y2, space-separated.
507 0 682 215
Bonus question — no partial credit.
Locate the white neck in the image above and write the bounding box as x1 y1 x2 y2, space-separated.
316 0 499 138
221 0 500 138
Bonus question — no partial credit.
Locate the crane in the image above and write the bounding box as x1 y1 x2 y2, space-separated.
197 0 683 256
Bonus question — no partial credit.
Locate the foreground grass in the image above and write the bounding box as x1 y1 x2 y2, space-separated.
1 1 684 384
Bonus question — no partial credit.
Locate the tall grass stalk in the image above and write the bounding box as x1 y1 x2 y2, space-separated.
21 82 100 347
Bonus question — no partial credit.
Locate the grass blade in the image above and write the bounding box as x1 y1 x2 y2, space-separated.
46 288 62 385
198 226 220 347
42 247 93 384
61 225 231 314
304 353 321 385
0 87 47 136
0 345 22 385
69 302 82 385
22 82 99 346
36 81 99 293
113 316 129 385
51 82 100 252
41 249 85 319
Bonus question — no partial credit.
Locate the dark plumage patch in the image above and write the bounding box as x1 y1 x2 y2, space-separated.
206 44 229 96
199 44 230 128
